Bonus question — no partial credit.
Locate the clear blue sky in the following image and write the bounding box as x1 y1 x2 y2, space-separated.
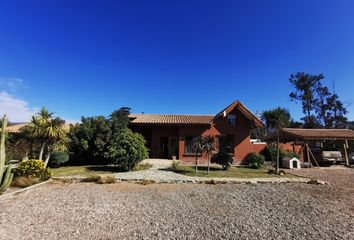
0 0 354 122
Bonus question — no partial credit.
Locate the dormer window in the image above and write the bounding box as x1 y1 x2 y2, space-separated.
227 114 237 125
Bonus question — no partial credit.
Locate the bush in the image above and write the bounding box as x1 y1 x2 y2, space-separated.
283 151 300 159
13 160 53 180
50 151 69 167
211 152 233 170
106 128 149 171
261 146 300 162
170 160 180 172
245 152 265 169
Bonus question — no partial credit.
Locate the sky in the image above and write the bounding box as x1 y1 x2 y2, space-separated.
0 0 354 123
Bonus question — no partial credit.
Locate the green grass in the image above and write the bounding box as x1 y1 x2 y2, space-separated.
52 162 152 177
175 165 294 178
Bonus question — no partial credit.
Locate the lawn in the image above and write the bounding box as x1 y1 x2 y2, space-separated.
52 162 152 177
175 165 294 178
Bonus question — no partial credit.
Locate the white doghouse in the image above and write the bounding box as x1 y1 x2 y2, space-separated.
282 157 301 169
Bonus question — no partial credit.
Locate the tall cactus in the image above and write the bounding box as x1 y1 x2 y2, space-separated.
0 115 13 194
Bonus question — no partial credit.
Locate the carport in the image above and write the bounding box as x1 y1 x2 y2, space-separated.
267 128 354 166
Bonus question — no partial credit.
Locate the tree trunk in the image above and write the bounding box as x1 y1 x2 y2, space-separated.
39 142 45 161
44 146 51 168
207 152 210 174
276 133 280 174
195 151 198 174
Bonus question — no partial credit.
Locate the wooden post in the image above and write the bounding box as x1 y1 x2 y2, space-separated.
344 140 349 166
305 143 310 163
306 144 320 168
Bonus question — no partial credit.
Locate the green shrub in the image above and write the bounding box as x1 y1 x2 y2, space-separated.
245 152 265 169
13 160 53 180
50 151 69 167
283 151 300 159
261 146 300 162
211 152 233 170
170 160 180 172
106 128 149 171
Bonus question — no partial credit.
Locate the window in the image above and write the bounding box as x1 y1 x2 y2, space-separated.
218 135 234 154
184 136 195 154
228 114 237 125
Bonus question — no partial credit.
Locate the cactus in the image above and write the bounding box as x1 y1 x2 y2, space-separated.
0 115 14 194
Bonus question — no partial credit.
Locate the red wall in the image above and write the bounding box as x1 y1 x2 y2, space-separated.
177 109 256 164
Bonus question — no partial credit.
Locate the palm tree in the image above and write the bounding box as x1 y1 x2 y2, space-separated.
25 108 67 167
192 136 203 174
202 135 216 174
27 107 54 160
262 107 291 174
43 117 68 168
28 116 46 160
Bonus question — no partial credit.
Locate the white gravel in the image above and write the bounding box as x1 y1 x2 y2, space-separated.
113 159 309 184
0 181 353 240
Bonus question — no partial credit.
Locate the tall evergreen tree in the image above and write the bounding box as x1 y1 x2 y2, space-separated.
289 72 324 128
289 72 349 129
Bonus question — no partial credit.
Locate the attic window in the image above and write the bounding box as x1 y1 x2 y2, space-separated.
227 114 237 125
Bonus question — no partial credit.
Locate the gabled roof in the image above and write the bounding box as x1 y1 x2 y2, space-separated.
212 100 264 127
130 114 213 125
130 100 264 127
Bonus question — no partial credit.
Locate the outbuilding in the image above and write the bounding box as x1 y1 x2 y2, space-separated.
282 157 301 169
267 128 354 166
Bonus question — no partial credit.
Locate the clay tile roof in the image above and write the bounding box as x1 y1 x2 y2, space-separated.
3 123 72 133
280 128 354 141
6 123 28 133
129 114 213 125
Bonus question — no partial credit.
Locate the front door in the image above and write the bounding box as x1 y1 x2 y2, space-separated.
160 137 169 159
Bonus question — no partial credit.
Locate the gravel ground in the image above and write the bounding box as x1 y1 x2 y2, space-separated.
288 166 354 212
113 159 308 184
0 180 353 240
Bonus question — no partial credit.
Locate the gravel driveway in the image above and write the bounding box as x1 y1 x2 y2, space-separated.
1 179 353 240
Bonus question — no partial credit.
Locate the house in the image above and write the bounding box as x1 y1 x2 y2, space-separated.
130 100 265 164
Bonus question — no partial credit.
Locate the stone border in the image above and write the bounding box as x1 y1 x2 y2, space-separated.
52 174 327 185
116 177 317 184
0 179 52 198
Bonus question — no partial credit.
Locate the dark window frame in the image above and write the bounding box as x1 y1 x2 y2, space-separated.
218 135 235 154
184 136 195 154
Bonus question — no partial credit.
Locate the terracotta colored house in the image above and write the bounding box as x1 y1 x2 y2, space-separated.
130 100 264 164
